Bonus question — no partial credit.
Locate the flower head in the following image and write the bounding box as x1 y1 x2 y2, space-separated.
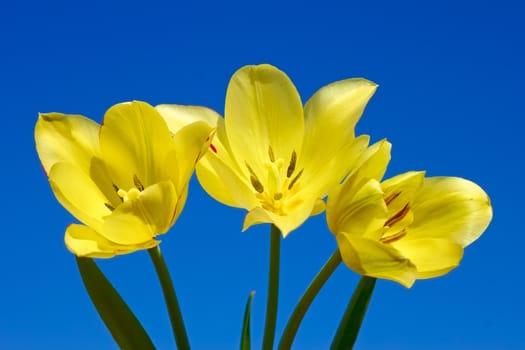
35 101 214 258
327 140 493 287
187 64 377 236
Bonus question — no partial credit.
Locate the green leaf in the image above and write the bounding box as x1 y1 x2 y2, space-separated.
330 276 376 350
240 291 255 350
76 257 155 350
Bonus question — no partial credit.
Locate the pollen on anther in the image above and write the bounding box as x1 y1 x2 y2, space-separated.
250 176 264 193
268 146 275 162
288 168 303 190
274 192 283 200
384 204 410 228
380 229 407 244
385 192 401 206
133 174 145 191
287 151 297 178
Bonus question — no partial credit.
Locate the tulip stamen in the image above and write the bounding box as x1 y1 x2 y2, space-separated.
385 192 400 205
287 151 297 178
246 163 264 193
268 146 275 162
247 149 303 214
134 174 145 191
288 169 304 190
385 203 410 228
113 183 124 202
380 229 407 244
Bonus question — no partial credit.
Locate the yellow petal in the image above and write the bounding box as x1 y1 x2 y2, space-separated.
196 117 258 209
155 104 219 134
336 233 417 288
301 78 377 179
391 238 464 279
224 64 304 177
243 203 314 237
49 162 111 231
196 151 258 209
100 181 177 244
353 139 392 181
99 101 175 190
311 198 326 216
135 181 178 233
407 177 492 247
381 171 425 216
327 178 387 239
299 134 370 199
35 112 100 175
170 121 216 191
172 183 189 225
65 224 158 258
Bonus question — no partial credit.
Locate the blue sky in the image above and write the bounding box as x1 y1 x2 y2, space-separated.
1 0 523 348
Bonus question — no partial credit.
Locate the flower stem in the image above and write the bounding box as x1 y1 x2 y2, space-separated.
148 246 190 350
262 224 281 350
278 249 342 350
331 276 376 350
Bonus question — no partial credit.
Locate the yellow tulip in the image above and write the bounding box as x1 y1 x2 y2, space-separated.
327 140 493 287
35 101 214 258
186 64 377 236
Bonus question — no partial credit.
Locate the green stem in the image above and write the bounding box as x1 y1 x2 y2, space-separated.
278 249 342 350
262 224 281 350
331 276 376 350
148 246 190 350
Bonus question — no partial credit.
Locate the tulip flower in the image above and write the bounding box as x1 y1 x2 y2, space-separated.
35 101 213 258
192 64 377 236
326 140 493 287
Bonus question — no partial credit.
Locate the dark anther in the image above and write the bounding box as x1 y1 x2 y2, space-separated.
246 163 264 193
287 151 297 178
250 176 264 193
268 146 275 162
133 174 145 191
288 168 304 190
112 183 123 202
274 192 283 200
385 192 401 206
385 204 410 227
104 203 115 211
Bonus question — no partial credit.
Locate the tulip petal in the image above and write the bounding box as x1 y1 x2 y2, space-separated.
327 178 387 240
170 121 216 190
65 224 158 258
300 134 370 198
99 101 175 190
35 113 100 175
49 162 111 231
336 233 417 288
407 177 492 247
224 64 304 177
196 117 259 209
301 78 377 179
391 238 464 278
155 104 219 134
243 203 314 237
100 181 177 245
197 152 258 209
353 139 392 181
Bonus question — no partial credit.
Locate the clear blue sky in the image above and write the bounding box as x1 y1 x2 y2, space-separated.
1 0 523 348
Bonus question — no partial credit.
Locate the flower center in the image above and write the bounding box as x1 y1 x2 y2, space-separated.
380 192 412 244
246 146 304 215
104 175 145 211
